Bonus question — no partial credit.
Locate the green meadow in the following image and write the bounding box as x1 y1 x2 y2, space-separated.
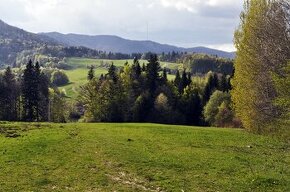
0 122 289 191
60 58 180 98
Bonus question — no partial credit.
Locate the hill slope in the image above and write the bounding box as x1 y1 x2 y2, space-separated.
0 20 59 66
0 122 289 191
0 19 235 67
42 32 236 58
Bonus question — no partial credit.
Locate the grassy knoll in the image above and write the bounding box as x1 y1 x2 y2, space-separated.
0 122 289 191
61 58 179 98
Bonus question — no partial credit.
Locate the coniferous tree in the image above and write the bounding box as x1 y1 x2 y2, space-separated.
161 68 168 83
203 72 219 105
132 58 141 79
145 54 161 94
219 74 229 92
21 60 49 122
187 72 192 85
142 63 146 72
179 70 189 94
88 65 95 80
108 63 118 83
34 62 41 121
174 70 181 88
38 71 49 121
181 86 202 125
0 67 19 121
22 60 36 121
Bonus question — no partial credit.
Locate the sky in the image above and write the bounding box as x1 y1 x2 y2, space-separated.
0 0 244 52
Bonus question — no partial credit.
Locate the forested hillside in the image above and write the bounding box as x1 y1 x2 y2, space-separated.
0 20 235 67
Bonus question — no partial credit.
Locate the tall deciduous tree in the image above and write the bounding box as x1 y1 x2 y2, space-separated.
232 0 290 133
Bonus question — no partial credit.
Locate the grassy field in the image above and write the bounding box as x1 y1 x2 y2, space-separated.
60 58 180 98
0 122 289 191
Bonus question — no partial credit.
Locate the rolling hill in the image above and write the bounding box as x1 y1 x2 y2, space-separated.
41 32 236 58
0 19 59 66
0 19 235 67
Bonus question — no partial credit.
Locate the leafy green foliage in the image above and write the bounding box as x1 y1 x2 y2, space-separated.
204 90 231 126
232 0 290 134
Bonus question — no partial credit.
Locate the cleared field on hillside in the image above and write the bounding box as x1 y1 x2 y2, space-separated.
60 58 180 98
0 122 289 191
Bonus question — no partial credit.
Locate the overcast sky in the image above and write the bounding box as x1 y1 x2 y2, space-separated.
0 0 244 52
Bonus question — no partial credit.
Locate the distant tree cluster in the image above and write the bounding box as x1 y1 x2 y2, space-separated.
0 60 67 122
79 55 236 126
159 51 187 62
181 54 234 75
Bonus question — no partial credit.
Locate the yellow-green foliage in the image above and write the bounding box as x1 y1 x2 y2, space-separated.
232 0 290 133
272 62 290 137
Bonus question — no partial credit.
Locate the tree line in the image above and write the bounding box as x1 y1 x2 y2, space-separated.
79 55 236 126
0 60 66 122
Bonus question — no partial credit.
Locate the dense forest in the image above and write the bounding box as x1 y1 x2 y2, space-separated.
79 56 235 126
0 56 235 127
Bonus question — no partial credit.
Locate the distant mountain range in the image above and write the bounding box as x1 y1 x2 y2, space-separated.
0 19 235 66
40 32 235 59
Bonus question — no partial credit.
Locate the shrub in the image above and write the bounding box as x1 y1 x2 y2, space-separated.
203 90 231 126
51 70 69 86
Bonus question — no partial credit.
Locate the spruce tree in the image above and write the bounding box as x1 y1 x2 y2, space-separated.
108 63 118 83
145 54 161 94
22 60 36 121
179 70 188 94
88 65 95 80
132 58 141 79
1 67 19 121
174 70 181 88
34 62 41 121
162 68 168 83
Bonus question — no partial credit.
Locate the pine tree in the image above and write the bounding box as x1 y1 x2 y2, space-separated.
161 68 168 83
174 70 181 88
34 62 41 121
203 72 219 104
142 63 146 72
132 58 141 79
179 70 188 94
145 54 161 94
22 60 36 121
1 67 19 121
219 74 228 92
38 71 49 121
187 72 192 85
108 63 118 83
88 65 95 80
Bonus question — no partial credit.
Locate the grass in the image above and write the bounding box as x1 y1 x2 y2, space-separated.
60 58 180 98
0 122 289 191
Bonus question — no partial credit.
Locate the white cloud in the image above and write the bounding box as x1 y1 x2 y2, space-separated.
207 44 236 52
0 0 243 51
159 0 242 13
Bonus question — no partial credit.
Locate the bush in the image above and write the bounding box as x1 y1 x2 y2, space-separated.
203 90 231 126
51 70 69 86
